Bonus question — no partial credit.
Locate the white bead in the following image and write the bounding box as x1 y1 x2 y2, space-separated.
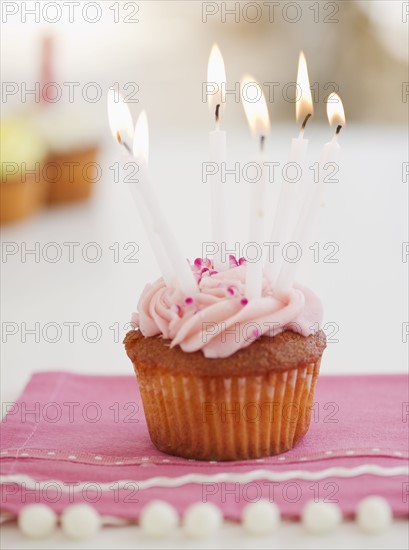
61 504 101 539
356 496 392 533
242 500 280 535
18 504 57 538
183 502 223 538
139 500 179 537
302 500 342 534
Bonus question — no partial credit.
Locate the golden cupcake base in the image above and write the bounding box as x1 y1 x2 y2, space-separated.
1 147 99 224
125 330 325 461
136 361 321 461
45 146 99 204
0 173 48 225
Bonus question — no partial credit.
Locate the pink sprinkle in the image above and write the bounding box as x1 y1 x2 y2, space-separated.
252 327 261 338
194 258 203 267
229 255 238 267
201 267 209 275
185 297 194 305
240 298 248 306
238 257 246 265
227 286 236 296
209 270 218 276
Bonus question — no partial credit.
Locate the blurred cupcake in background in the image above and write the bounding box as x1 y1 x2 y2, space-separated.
0 115 48 224
1 36 51 224
1 34 102 223
37 104 101 205
35 34 101 205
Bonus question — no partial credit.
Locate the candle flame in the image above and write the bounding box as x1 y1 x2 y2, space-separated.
327 93 345 127
207 43 226 118
241 75 270 136
133 110 149 163
296 51 313 122
107 89 134 148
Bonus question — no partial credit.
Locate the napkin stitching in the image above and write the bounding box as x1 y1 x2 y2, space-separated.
1 447 408 467
8 373 67 476
1 465 408 492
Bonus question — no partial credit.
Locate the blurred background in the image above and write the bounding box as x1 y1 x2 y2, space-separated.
1 1 408 397
1 1 408 127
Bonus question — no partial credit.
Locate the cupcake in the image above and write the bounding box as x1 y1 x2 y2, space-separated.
124 257 326 461
1 115 48 224
36 106 101 204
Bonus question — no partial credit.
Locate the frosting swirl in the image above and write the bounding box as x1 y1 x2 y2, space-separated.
132 258 323 359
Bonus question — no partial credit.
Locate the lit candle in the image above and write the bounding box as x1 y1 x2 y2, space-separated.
265 51 313 286
241 76 271 299
130 111 176 287
207 44 228 271
107 91 197 295
107 88 134 149
276 93 345 291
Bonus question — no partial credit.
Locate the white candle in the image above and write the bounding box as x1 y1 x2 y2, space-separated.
276 93 345 291
108 94 176 286
209 130 227 271
241 76 271 299
107 91 197 295
265 51 313 287
246 144 269 299
128 180 175 287
131 112 197 295
208 44 228 271
265 132 308 286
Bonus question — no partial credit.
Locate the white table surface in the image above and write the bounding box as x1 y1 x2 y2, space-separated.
1 519 409 550
1 125 408 548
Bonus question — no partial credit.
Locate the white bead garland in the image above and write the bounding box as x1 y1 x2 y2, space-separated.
183 502 223 538
356 496 392 533
242 500 281 535
301 500 342 534
140 500 179 537
18 504 57 538
14 494 396 539
61 504 101 540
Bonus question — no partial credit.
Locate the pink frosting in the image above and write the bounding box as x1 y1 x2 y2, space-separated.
132 259 323 359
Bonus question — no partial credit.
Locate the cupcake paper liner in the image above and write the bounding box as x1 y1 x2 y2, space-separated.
133 359 321 461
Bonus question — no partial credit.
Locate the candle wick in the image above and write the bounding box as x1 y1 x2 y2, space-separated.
122 141 132 155
215 104 220 123
117 131 133 155
260 135 265 152
335 124 342 136
300 113 312 136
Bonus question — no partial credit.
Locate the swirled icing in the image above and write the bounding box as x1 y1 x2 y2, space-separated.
132 258 323 359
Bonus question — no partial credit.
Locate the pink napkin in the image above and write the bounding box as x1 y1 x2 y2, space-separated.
1 372 408 520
